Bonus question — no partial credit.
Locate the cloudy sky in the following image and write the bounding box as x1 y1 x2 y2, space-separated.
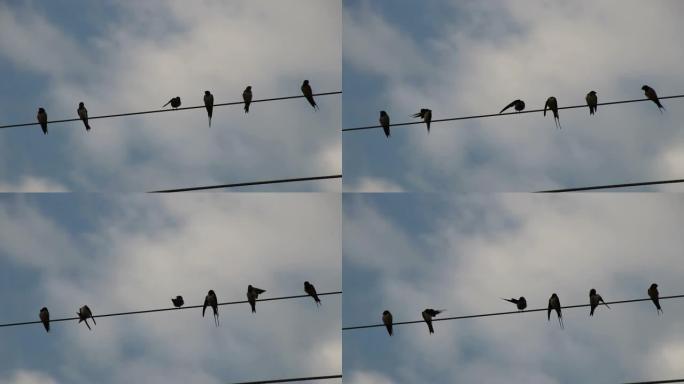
0 194 341 384
343 194 684 383
0 0 341 192
343 0 684 192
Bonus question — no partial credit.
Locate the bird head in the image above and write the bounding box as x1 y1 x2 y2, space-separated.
303 80 309 85
650 283 658 289
38 107 45 113
589 288 596 295
246 86 252 90
642 85 649 91
205 91 211 95
519 296 526 302
79 102 85 107
40 307 48 313
304 281 311 286
588 91 596 96
380 110 387 116
551 293 558 299
383 310 390 316
208 290 215 295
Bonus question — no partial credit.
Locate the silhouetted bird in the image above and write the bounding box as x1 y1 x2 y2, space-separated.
502 296 527 311
500 99 525 114
648 283 662 315
304 281 321 306
548 293 563 329
203 290 219 326
382 310 393 336
204 91 214 127
422 308 443 334
379 111 390 138
412 108 432 133
77 102 91 131
243 86 252 113
39 307 50 333
589 288 610 316
247 285 266 313
77 305 95 330
171 296 184 308
585 91 598 116
36 108 48 135
544 97 561 129
301 80 318 110
163 97 181 109
642 85 665 112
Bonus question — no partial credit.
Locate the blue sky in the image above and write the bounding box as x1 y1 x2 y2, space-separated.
0 0 341 192
343 0 684 192
343 194 684 383
0 194 341 384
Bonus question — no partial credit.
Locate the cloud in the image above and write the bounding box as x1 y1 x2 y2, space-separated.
0 371 58 384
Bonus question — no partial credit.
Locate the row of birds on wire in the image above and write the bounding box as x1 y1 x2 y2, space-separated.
35 281 323 333
379 85 666 137
380 283 664 335
32 80 321 134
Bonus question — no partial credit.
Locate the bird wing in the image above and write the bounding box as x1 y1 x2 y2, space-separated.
500 100 517 114
203 296 208 317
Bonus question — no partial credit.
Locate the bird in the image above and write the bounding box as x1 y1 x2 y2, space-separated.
203 91 214 127
77 102 91 131
304 281 321 306
247 285 266 313
382 310 393 336
171 296 184 308
77 305 95 330
502 296 527 311
379 111 390 138
500 99 525 114
544 97 561 129
422 308 443 334
36 108 48 135
642 85 665 112
301 80 318 110
203 290 219 326
548 294 563 329
589 288 610 316
39 307 50 333
243 86 252 113
648 283 662 315
586 91 598 116
411 108 432 133
162 96 181 109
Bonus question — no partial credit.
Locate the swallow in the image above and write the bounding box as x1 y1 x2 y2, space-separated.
648 283 662 315
203 91 214 127
500 99 525 114
243 86 252 113
171 296 184 308
39 307 50 333
77 102 91 131
379 111 390 138
37 108 48 135
162 97 181 109
247 285 266 313
422 308 443 334
548 293 563 329
642 85 665 112
382 310 393 336
589 288 610 316
502 296 527 311
77 305 95 330
301 80 318 110
304 281 321 306
203 290 219 326
544 97 561 129
411 108 432 133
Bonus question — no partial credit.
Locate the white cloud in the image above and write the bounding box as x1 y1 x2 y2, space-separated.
0 371 58 384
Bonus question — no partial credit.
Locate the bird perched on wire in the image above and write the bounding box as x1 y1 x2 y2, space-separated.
301 80 318 110
77 305 96 330
544 97 561 129
203 290 219 326
39 307 50 333
243 86 252 113
421 308 443 334
379 111 390 138
585 91 598 116
171 296 184 308
162 96 181 109
500 99 525 114
411 108 432 133
382 310 393 336
203 91 214 127
36 108 48 135
304 281 321 306
548 293 563 329
648 283 662 315
642 85 665 112
589 288 610 316
247 285 266 313
502 296 527 311
77 102 91 131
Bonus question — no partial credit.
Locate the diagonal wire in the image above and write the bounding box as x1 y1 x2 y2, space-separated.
149 174 342 193
621 380 684 384
537 178 684 192
227 375 342 384
0 291 342 329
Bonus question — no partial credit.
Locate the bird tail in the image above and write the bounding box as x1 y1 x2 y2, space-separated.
85 320 91 331
208 116 212 127
244 104 249 113
214 313 220 327
657 102 665 112
85 122 91 131
92 316 96 325
411 112 422 118
162 100 171 108
426 122 430 133
427 322 434 334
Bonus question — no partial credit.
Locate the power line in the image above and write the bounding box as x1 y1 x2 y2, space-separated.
0 91 342 130
622 380 684 384
341 294 684 331
227 375 342 384
0 291 342 329
341 94 684 132
149 174 342 193
537 178 684 192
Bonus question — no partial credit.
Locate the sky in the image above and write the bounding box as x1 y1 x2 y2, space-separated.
0 0 341 192
0 194 341 384
342 0 684 192
343 193 684 384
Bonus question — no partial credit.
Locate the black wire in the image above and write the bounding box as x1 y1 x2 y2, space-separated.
621 380 684 384
537 178 684 192
341 94 684 132
149 174 342 193
227 375 342 384
0 91 342 130
341 294 684 331
0 291 342 328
